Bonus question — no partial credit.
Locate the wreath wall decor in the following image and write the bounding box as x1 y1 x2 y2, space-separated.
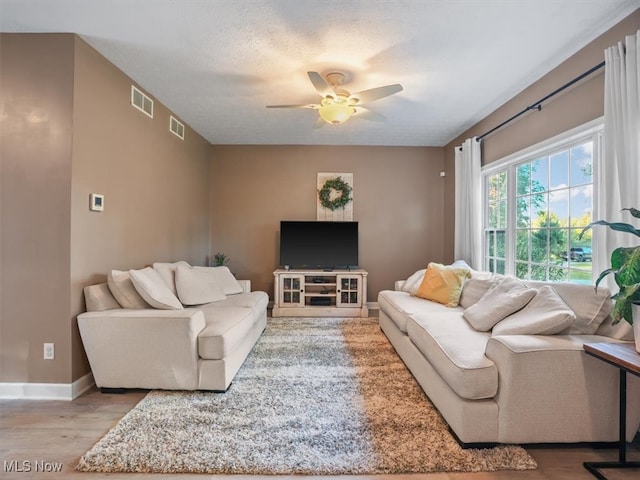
318 176 353 211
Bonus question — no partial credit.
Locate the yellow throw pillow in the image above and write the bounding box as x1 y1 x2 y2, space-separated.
415 262 471 307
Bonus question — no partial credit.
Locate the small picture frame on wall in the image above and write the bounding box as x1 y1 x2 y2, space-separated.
90 193 105 212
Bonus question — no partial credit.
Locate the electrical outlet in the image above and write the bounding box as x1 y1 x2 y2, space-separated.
44 343 54 360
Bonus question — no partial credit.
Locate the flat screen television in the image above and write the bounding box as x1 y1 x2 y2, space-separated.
279 221 359 270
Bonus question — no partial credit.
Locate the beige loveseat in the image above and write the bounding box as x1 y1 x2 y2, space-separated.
78 262 268 392
378 266 640 446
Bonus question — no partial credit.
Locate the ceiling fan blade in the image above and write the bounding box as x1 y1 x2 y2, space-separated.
307 71 334 97
266 104 319 109
350 84 403 104
354 107 386 122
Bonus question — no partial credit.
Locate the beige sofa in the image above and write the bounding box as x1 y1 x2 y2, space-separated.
378 268 640 446
78 262 268 392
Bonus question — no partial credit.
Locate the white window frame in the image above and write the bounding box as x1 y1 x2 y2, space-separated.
481 117 603 280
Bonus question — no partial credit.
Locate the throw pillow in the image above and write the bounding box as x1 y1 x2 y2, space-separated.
402 269 427 295
107 270 150 309
152 261 191 295
463 276 536 331
524 280 612 335
451 259 472 269
129 267 184 310
458 276 500 309
84 283 122 312
414 262 471 307
205 266 244 295
492 285 576 335
175 265 228 306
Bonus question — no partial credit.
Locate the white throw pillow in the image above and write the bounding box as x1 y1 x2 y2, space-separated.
129 267 183 310
492 285 576 335
107 270 150 309
175 265 228 306
202 266 243 295
402 269 426 295
84 283 122 312
463 276 536 331
458 276 500 309
523 280 612 335
152 261 191 295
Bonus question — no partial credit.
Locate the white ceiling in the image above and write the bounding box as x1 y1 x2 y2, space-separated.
1 0 638 146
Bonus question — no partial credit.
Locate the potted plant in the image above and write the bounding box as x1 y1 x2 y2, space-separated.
212 252 230 267
581 207 640 352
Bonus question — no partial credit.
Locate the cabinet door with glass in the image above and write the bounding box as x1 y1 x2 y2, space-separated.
336 274 361 307
279 274 305 307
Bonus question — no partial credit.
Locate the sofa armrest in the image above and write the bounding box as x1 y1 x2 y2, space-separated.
78 309 206 390
485 334 640 442
237 279 251 293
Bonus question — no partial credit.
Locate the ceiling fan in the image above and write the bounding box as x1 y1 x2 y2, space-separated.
267 71 403 127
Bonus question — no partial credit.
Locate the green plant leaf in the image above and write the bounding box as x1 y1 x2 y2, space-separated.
613 284 640 324
580 220 640 239
622 207 640 219
594 267 616 289
612 247 640 287
585 206 640 325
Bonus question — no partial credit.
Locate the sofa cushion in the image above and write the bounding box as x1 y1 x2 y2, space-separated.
415 262 471 307
523 280 612 335
107 270 150 309
492 285 575 335
153 261 191 295
84 283 122 312
211 291 269 318
378 290 458 333
176 265 227 306
463 276 536 331
407 311 497 400
129 267 184 310
197 306 255 360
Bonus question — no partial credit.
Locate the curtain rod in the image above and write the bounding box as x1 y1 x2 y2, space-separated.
474 60 605 143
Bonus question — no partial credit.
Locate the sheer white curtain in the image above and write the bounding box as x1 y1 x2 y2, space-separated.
593 30 640 290
454 137 482 269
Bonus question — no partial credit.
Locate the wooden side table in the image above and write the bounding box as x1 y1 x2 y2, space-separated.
583 342 640 480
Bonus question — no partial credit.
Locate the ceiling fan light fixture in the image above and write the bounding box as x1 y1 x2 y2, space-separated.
266 71 402 127
319 96 356 125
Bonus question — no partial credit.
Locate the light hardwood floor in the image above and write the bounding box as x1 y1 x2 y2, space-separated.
1 387 638 479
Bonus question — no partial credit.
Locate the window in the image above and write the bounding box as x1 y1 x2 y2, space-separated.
486 171 507 274
482 120 602 283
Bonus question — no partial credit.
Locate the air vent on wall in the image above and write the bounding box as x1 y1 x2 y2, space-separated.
131 85 153 118
170 115 185 139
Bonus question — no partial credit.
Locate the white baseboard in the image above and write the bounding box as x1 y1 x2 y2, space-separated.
0 372 95 401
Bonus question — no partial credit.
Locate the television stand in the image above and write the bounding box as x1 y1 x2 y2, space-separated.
272 268 368 318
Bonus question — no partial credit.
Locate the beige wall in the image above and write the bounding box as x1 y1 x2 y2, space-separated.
442 9 640 262
1 34 74 384
210 146 445 302
70 37 212 380
0 34 212 384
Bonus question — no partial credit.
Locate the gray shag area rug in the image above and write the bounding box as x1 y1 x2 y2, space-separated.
77 317 537 474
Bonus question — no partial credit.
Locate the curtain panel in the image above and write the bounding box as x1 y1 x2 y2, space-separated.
594 30 640 292
454 137 482 269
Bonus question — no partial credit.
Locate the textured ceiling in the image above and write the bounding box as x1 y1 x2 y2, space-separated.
1 0 638 146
